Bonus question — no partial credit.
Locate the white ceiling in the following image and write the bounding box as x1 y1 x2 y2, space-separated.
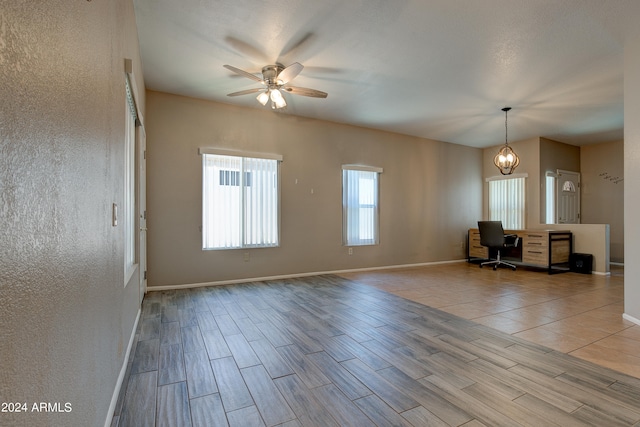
133 0 640 148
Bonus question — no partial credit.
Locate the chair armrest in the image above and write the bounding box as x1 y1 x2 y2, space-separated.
504 234 519 247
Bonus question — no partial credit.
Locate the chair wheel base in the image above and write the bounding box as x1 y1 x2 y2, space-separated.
479 260 517 271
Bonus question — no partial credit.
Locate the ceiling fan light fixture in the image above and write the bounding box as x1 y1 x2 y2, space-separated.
270 88 283 102
272 97 287 109
270 89 287 109
224 62 327 108
494 107 520 175
257 91 270 106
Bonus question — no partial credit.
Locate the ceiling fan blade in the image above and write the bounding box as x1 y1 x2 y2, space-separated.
283 86 328 98
277 62 304 84
227 88 264 97
223 64 263 82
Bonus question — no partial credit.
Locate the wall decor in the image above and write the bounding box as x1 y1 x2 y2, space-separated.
599 172 623 184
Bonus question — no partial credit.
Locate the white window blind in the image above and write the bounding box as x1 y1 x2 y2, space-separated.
202 151 280 249
488 175 525 229
343 165 382 246
545 173 556 224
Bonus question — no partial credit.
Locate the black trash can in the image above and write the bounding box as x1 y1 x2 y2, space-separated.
570 253 593 274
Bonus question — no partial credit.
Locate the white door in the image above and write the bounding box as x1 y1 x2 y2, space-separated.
138 124 147 301
556 170 580 224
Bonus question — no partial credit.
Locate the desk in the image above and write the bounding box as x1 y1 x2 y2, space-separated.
468 228 572 274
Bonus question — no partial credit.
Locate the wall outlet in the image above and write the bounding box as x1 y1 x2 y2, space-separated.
348 248 353 255
243 252 250 262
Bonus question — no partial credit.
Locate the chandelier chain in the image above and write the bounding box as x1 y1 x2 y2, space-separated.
503 106 511 146
505 110 508 145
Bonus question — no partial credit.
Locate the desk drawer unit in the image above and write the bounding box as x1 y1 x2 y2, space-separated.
468 230 488 258
468 228 572 272
522 232 548 266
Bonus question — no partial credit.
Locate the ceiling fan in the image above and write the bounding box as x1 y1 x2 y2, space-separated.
224 62 328 109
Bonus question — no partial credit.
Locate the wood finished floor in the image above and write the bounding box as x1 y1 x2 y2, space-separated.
112 266 640 427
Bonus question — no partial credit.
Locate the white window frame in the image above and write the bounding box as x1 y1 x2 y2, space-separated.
124 76 137 285
486 173 527 229
200 148 282 250
342 165 383 246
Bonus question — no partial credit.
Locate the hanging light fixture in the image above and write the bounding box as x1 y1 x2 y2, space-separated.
269 88 287 109
494 107 520 175
256 88 286 109
256 91 270 106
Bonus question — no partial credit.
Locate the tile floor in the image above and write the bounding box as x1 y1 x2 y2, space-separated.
339 263 640 379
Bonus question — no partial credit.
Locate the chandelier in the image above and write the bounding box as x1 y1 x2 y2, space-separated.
494 107 520 175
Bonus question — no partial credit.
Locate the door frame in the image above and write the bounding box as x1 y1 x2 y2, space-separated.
556 169 581 224
126 58 147 301
137 123 147 299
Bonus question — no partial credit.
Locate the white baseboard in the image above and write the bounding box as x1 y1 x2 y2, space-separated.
104 308 141 427
623 313 640 326
147 259 467 291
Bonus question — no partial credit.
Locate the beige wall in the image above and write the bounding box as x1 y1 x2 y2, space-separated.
581 140 624 263
625 24 640 322
538 137 624 264
539 138 581 172
540 138 580 175
539 137 581 223
146 91 483 287
0 1 144 426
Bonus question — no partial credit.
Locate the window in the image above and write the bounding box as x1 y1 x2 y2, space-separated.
487 174 526 229
201 149 281 249
342 165 382 246
124 77 137 282
545 173 556 224
219 170 251 186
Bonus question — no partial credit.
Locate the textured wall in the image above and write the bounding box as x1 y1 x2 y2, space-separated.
625 24 640 322
146 91 483 287
0 1 143 426
538 137 581 223
581 140 624 263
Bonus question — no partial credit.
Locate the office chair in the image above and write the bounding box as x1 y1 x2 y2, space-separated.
477 221 519 271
